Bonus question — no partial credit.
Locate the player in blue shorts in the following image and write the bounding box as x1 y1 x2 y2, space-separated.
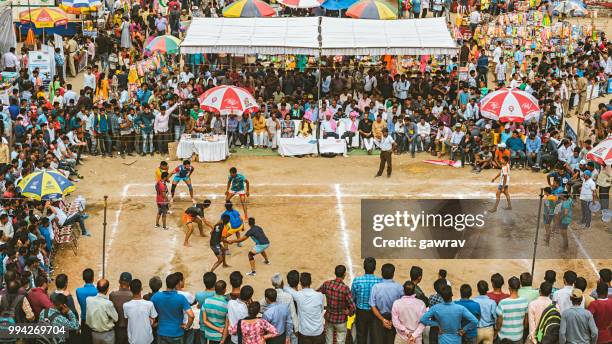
228 217 270 276
171 160 195 203
225 167 250 218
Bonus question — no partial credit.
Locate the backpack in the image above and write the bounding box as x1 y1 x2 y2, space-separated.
536 304 561 344
38 309 63 344
0 294 25 343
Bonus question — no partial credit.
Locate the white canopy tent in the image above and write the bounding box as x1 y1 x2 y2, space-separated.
180 17 320 55
180 16 457 56
320 17 457 56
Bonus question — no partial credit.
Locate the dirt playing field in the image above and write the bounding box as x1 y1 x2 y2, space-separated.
51 152 610 298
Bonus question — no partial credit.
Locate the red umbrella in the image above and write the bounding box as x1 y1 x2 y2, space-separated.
586 136 612 166
199 86 259 115
479 88 540 123
602 110 612 122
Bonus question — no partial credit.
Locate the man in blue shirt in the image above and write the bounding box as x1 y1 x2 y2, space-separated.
75 268 97 344
454 284 481 343
262 288 293 344
525 132 542 169
93 105 112 157
151 273 195 343
370 263 403 344
473 281 498 343
505 130 526 168
420 285 478 344
352 257 382 344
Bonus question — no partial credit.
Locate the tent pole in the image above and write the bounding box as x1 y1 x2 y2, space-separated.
530 188 544 278
316 16 322 156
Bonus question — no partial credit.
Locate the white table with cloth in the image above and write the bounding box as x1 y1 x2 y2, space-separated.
176 135 229 162
278 137 347 157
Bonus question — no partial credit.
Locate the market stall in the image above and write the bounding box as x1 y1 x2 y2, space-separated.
176 134 230 162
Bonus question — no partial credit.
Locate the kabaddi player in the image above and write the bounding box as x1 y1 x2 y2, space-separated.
155 161 169 181
182 200 213 247
227 217 270 276
171 160 195 203
490 156 512 212
221 201 245 251
155 172 170 230
209 215 230 272
225 167 250 218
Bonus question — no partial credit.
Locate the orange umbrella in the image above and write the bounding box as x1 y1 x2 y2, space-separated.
19 7 68 28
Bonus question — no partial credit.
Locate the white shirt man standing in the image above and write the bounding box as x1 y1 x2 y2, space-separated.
123 279 157 344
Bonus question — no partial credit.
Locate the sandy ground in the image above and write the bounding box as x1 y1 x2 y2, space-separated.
42 12 612 300
50 152 610 300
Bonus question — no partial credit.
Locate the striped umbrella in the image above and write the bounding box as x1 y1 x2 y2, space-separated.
59 0 101 13
346 0 397 19
19 7 68 28
145 35 182 54
199 85 259 115
278 0 322 8
586 137 612 166
479 88 540 123
223 0 276 17
17 170 76 201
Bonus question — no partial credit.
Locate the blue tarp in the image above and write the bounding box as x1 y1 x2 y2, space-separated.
15 22 82 38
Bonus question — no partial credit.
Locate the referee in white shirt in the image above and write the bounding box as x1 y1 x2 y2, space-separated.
374 128 396 178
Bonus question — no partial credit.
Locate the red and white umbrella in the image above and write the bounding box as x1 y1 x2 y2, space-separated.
278 0 322 8
479 88 540 123
586 137 612 166
199 85 259 115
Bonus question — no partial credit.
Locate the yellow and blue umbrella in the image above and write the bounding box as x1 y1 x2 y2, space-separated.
223 0 276 17
17 170 76 201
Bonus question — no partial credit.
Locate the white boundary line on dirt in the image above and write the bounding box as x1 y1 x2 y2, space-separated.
102 184 130 278
334 184 354 281
124 182 541 187
126 192 534 198
569 230 600 276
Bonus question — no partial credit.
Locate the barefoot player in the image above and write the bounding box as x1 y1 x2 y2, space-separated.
210 215 230 272
227 217 270 276
155 172 170 230
182 200 213 247
171 160 195 203
490 156 512 212
225 167 250 218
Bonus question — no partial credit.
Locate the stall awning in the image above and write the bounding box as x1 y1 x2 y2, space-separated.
320 17 457 56
180 17 320 55
180 16 458 56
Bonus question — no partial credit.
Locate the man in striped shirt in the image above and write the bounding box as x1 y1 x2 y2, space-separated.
496 276 529 344
201 280 230 344
351 257 382 344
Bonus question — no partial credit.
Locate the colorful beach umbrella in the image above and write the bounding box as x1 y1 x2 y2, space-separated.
346 0 397 19
223 0 276 17
586 137 612 166
199 85 259 115
278 0 322 8
479 88 540 123
145 35 181 54
17 170 76 201
59 0 101 13
19 8 68 28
